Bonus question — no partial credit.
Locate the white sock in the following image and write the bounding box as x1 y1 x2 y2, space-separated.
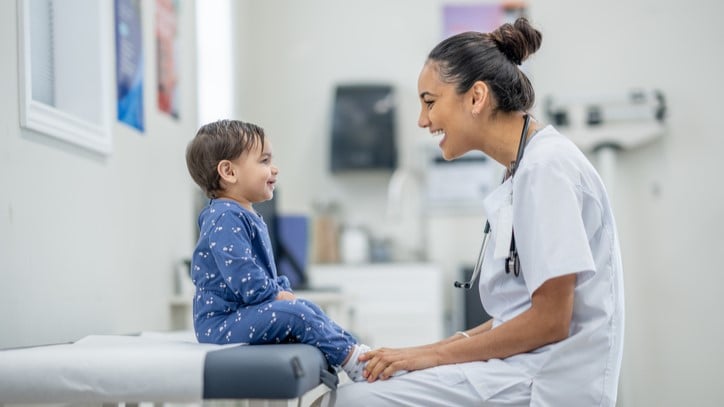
342 344 370 382
341 344 408 382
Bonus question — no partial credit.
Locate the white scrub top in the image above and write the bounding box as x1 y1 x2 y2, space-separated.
470 125 625 406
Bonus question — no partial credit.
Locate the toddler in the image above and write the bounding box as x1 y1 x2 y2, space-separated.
185 119 369 381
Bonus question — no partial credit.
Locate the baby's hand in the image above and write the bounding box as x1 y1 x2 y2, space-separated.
275 291 296 301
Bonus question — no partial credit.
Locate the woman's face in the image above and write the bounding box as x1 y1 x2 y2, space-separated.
417 62 475 160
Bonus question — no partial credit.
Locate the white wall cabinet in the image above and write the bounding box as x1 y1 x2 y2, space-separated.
308 263 445 349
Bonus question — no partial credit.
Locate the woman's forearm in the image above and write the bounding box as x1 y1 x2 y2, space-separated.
433 275 576 365
415 319 495 351
434 308 555 365
466 319 493 336
361 275 576 381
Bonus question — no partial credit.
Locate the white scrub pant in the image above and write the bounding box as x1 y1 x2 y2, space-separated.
317 364 531 407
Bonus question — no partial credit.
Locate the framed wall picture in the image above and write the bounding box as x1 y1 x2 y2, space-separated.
17 0 114 154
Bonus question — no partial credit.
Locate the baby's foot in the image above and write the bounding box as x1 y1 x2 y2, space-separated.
341 344 371 382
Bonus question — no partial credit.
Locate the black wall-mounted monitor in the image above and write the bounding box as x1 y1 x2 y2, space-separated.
330 84 397 172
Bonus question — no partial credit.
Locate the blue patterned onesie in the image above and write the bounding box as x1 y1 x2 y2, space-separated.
191 199 356 366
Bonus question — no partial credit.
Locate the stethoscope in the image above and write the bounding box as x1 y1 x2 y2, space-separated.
455 114 534 289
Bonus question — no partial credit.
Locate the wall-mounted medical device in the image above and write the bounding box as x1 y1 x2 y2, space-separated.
544 89 667 152
544 89 667 199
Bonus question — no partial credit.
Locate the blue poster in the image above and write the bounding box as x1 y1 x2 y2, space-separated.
115 0 144 132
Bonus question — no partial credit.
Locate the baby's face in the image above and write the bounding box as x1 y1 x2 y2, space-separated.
229 139 279 207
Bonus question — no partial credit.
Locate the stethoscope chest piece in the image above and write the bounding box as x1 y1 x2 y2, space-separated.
506 257 519 276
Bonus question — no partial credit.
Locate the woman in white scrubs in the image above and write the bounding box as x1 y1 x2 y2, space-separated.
322 17 624 406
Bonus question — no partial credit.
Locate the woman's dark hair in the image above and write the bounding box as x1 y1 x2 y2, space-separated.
186 119 265 198
427 17 542 113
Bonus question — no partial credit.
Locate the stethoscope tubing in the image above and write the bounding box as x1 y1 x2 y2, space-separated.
455 114 532 289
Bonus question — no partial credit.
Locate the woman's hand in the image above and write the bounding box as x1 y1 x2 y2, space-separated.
359 346 439 382
275 290 296 301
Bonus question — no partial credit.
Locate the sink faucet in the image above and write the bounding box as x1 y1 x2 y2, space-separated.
386 168 427 262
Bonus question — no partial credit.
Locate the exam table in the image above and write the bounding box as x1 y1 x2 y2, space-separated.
0 331 338 406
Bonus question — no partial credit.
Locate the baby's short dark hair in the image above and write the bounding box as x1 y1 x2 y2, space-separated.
186 119 266 198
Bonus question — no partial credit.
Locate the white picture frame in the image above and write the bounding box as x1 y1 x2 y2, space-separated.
17 0 114 155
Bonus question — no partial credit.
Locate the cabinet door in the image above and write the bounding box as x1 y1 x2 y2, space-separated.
308 264 444 348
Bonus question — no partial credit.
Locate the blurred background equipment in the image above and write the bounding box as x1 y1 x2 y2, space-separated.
544 89 667 198
330 84 397 172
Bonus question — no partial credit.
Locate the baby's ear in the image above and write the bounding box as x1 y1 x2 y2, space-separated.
217 160 236 183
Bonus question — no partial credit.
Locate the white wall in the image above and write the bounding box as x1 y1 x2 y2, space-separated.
233 0 724 406
0 1 199 348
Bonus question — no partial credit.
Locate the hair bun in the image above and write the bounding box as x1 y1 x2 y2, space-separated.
490 17 542 65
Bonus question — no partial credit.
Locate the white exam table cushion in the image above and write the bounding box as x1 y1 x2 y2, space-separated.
0 332 336 403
